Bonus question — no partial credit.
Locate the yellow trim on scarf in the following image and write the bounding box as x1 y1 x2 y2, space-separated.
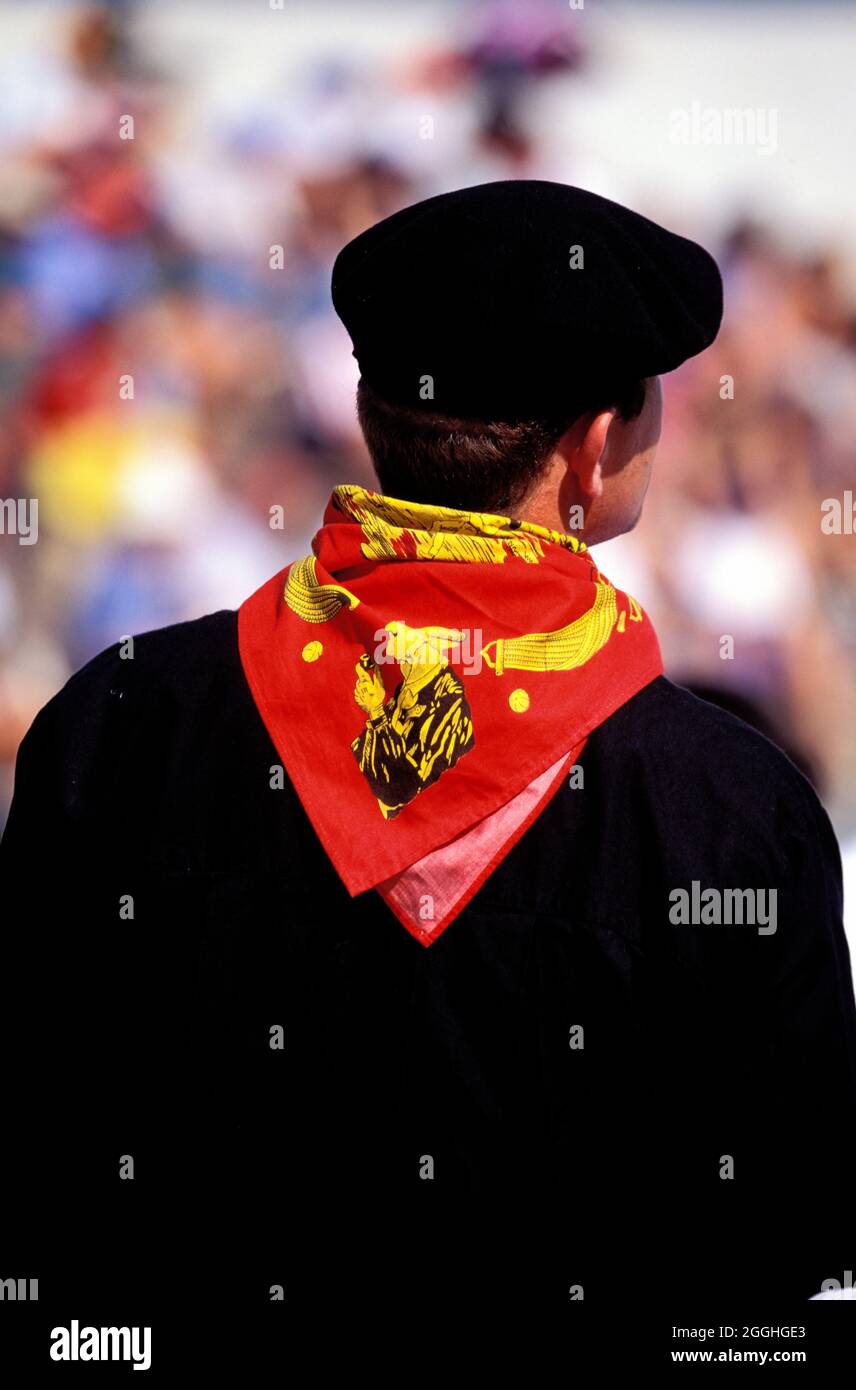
284 555 360 622
481 577 617 674
332 484 588 566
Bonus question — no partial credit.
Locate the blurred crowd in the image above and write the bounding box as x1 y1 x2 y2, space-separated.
1 0 855 868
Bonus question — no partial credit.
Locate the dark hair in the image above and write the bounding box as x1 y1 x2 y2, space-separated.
356 378 647 513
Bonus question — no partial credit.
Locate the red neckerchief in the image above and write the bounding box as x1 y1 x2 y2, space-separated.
239 485 663 903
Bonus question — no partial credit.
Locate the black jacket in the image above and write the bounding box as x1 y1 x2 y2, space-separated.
2 608 855 1343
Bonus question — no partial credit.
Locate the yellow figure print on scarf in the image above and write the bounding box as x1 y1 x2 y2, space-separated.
351 620 475 819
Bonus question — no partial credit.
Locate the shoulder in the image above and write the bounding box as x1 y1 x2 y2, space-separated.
12 610 241 818
38 608 238 731
588 675 835 864
603 674 814 789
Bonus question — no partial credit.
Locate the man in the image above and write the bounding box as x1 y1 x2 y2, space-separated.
352 626 475 819
2 182 854 1349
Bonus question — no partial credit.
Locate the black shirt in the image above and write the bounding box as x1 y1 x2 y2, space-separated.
2 608 855 1338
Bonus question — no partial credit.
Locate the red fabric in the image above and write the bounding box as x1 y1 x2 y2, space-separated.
238 486 663 900
376 744 581 947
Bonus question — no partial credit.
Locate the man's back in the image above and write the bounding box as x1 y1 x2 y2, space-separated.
4 608 854 1321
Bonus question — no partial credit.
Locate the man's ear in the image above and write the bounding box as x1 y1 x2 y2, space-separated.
566 408 616 500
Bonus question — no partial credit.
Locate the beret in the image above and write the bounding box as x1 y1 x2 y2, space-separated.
331 179 723 422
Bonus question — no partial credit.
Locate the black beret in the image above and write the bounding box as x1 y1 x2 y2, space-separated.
331 179 723 422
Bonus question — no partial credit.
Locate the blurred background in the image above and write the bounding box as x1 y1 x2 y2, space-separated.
1 0 855 953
